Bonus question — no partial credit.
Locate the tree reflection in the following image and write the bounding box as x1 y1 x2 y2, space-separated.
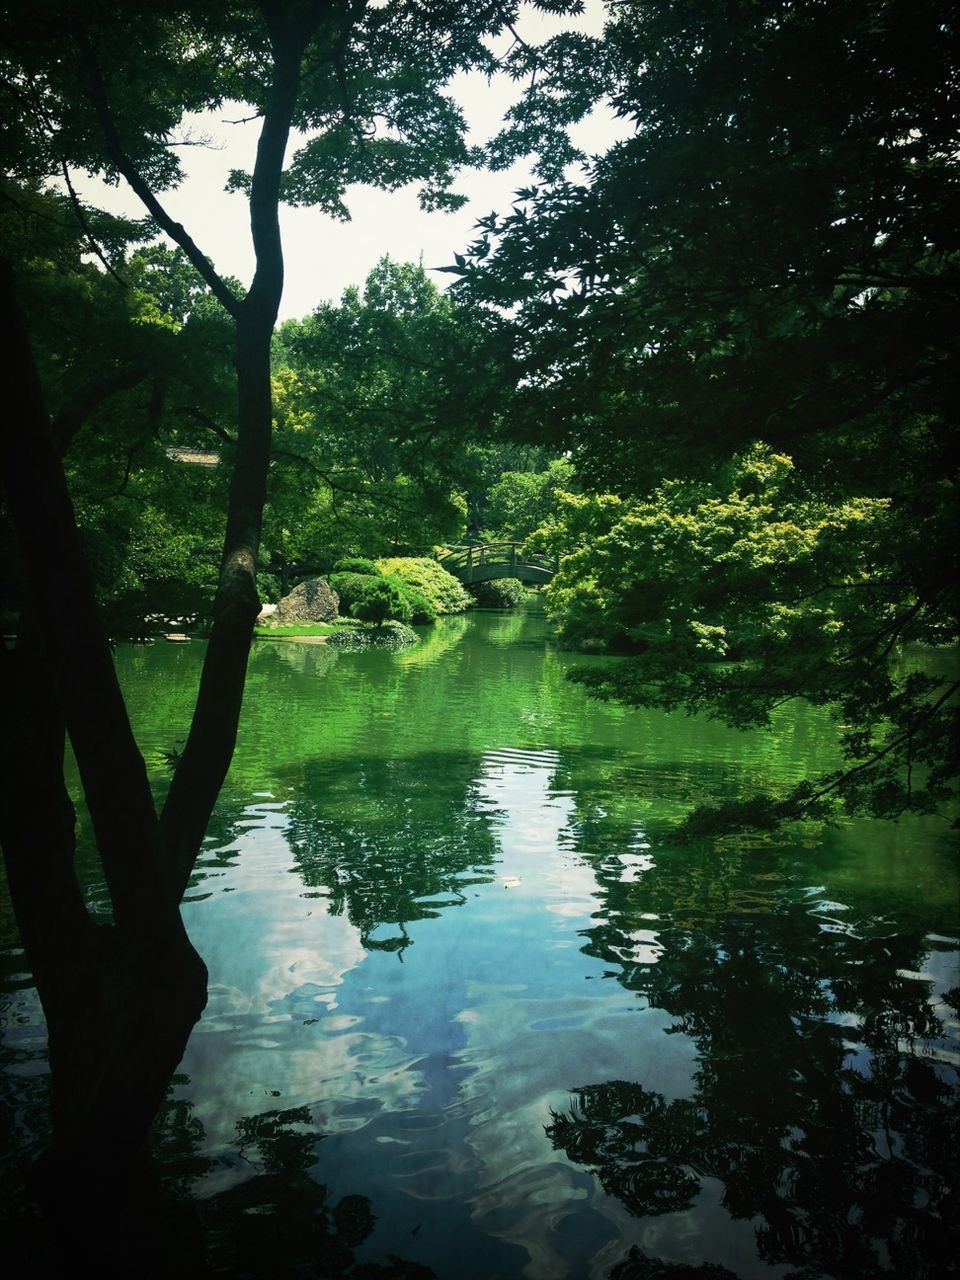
277 752 499 951
147 1084 436 1279
545 807 960 1279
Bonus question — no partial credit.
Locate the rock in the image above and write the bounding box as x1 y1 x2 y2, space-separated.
271 577 339 625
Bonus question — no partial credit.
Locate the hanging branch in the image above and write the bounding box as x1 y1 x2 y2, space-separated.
77 37 242 319
59 159 129 288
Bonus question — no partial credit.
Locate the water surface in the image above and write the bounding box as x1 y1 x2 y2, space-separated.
2 609 957 1278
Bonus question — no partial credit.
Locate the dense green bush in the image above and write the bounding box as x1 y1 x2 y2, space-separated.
327 619 419 649
377 556 472 614
349 576 411 626
389 577 438 623
468 578 528 608
329 570 380 614
332 557 381 575
257 571 283 604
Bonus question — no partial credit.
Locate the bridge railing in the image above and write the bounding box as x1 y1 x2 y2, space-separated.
437 542 559 578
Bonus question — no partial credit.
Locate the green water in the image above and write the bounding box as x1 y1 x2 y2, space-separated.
2 609 958 1278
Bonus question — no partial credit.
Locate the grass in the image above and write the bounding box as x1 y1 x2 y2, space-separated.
254 619 361 639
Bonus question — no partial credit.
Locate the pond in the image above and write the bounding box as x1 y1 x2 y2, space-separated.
2 607 958 1278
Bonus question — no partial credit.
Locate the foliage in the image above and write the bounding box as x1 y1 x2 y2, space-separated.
541 447 957 830
484 457 575 544
326 619 419 650
377 556 472 615
332 557 380 576
455 0 958 490
452 0 959 833
389 579 437 625
266 259 499 566
328 571 381 616
349 576 410 628
468 578 528 609
0 187 236 629
1 2 610 1234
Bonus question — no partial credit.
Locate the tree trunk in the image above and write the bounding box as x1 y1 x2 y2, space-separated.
0 258 209 1269
0 6 328 1266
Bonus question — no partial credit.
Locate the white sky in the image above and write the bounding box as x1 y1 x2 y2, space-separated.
70 3 627 321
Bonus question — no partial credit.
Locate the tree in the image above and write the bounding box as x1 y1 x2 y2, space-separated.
0 0 599 1258
484 455 574 542
267 257 494 568
348 574 408 627
454 0 959 833
536 447 957 830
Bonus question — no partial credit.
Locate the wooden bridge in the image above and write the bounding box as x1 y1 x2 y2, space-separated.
438 542 558 585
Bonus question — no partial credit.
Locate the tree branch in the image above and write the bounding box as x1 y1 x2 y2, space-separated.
804 680 960 806
59 158 128 288
77 38 242 319
51 361 153 454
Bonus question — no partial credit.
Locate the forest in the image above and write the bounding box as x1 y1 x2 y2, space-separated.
0 2 957 1277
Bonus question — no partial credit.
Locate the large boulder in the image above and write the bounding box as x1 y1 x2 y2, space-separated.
270 577 339 625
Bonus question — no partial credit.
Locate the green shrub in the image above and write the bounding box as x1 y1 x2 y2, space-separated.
468 578 527 608
349 576 411 626
389 577 438 624
327 619 419 649
333 557 382 576
377 556 472 614
329 570 380 614
256 571 283 604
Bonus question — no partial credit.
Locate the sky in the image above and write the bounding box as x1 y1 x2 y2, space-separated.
71 3 627 322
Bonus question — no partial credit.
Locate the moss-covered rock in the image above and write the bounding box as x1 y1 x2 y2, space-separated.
268 577 339 625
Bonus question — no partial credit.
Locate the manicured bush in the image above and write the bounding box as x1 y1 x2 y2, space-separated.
329 570 380 615
388 577 437 624
349 576 411 627
327 619 419 649
377 556 472 614
333 557 381 576
468 578 527 608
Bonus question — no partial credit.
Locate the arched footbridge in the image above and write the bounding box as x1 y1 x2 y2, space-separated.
438 542 558 585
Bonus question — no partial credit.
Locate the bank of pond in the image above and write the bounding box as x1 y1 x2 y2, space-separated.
1 608 957 1278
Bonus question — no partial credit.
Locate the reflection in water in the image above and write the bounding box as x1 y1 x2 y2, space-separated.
1 611 957 1277
151 1080 437 1278
545 795 960 1278
279 752 499 952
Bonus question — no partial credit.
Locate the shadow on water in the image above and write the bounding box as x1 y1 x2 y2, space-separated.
0 1040 438 1279
151 1085 438 1279
544 829 960 1279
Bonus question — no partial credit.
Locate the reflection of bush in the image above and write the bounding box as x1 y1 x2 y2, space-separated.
280 752 499 946
395 613 470 667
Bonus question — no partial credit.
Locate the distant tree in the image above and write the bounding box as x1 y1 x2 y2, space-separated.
485 456 575 543
268 257 503 566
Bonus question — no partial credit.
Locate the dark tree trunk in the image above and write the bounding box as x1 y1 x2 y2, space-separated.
0 8 327 1269
0 259 208 1274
